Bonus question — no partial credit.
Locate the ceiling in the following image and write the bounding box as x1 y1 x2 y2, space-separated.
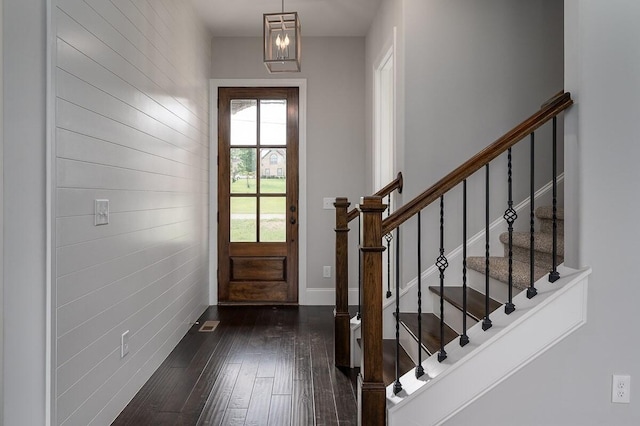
190 0 384 37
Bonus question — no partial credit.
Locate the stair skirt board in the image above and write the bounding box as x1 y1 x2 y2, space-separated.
386 265 590 426
350 316 362 368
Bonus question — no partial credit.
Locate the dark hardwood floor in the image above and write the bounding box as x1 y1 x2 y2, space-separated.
113 306 359 426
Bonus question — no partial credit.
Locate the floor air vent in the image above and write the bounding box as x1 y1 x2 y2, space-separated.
198 320 220 332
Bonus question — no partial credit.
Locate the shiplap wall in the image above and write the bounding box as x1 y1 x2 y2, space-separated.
53 0 211 424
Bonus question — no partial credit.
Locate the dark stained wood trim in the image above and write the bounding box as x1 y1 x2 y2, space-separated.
382 92 573 234
358 196 387 426
429 286 501 323
334 197 351 368
347 171 403 223
218 87 300 304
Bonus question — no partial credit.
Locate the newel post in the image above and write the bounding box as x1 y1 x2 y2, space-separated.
334 197 351 368
357 196 386 426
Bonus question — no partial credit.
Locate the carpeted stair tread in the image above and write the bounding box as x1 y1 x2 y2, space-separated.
382 339 414 386
466 256 549 290
428 286 500 322
396 312 457 355
499 231 564 257
536 206 564 221
536 206 565 235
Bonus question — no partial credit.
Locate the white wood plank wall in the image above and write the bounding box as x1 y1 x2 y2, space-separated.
53 0 211 424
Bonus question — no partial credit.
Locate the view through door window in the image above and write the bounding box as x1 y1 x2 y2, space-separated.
229 99 288 243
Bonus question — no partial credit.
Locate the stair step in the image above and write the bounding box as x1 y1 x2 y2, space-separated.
396 312 458 355
428 286 501 322
466 256 548 290
536 206 565 235
357 338 414 386
382 339 414 386
499 231 564 269
499 231 564 256
536 206 564 221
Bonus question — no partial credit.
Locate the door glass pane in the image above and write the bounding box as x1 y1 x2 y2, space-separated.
231 99 257 146
230 197 257 242
260 148 286 194
231 148 257 194
260 99 287 146
260 197 286 242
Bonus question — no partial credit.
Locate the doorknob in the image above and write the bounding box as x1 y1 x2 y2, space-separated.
290 205 296 212
290 217 296 224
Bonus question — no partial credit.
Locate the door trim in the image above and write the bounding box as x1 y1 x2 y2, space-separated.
209 79 307 305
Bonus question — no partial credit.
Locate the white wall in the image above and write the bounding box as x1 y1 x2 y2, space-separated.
365 0 405 197
210 37 366 302
51 0 210 425
446 1 640 424
3 5 212 424
385 0 564 286
3 1 48 424
0 0 5 422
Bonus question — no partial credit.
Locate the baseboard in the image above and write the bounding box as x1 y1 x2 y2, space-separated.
304 287 359 306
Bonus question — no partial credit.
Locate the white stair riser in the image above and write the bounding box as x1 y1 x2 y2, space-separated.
398 322 430 366
430 295 478 335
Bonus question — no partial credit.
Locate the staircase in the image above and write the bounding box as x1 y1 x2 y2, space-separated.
336 92 591 425
387 205 565 385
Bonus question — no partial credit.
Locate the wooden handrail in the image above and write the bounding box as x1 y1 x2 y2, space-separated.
347 172 403 222
382 92 573 235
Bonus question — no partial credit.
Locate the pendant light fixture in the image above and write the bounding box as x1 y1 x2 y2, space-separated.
263 0 301 73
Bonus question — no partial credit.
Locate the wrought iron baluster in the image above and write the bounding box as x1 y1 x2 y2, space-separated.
549 117 560 283
416 212 425 377
436 196 448 362
482 165 492 331
393 227 403 394
504 149 517 315
527 132 538 299
386 194 393 298
460 180 469 346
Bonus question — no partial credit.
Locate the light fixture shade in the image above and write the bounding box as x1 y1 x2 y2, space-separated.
263 12 301 73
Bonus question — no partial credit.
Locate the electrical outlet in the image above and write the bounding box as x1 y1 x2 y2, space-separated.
323 265 332 278
323 197 336 210
121 330 130 358
612 374 631 403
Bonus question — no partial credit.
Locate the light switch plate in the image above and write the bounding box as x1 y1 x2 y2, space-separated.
323 197 336 210
95 199 109 226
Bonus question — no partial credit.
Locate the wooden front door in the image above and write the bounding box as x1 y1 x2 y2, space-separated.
218 87 299 303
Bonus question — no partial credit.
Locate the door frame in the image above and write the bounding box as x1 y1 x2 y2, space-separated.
209 79 307 306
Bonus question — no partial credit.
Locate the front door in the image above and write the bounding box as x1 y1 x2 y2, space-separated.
218 87 299 303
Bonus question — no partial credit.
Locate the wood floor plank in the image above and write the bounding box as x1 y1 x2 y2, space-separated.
268 394 292 426
159 326 229 413
221 408 247 426
272 333 294 395
227 352 261 409
310 331 339 426
179 312 242 422
291 379 314 426
244 377 274 426
113 306 358 426
195 362 241 426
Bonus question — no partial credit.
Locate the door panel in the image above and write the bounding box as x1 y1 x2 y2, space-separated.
218 87 299 303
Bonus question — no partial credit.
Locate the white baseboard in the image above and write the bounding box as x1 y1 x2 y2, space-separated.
304 287 359 306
